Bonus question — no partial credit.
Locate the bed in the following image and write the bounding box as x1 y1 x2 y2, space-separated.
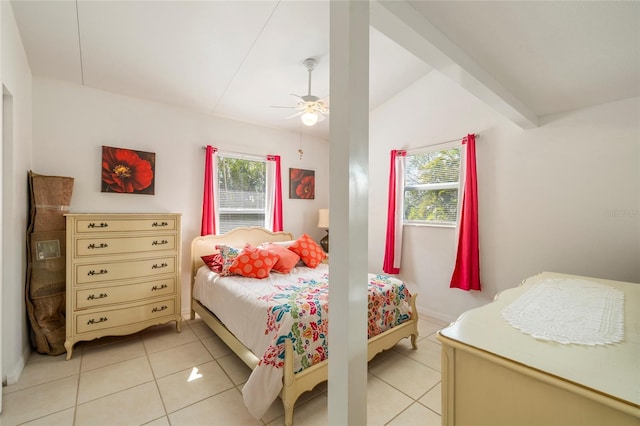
190 227 419 425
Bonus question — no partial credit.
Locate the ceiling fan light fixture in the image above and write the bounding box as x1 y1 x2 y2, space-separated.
271 57 328 126
301 111 318 126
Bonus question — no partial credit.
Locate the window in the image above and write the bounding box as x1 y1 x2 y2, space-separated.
216 154 267 234
403 146 461 226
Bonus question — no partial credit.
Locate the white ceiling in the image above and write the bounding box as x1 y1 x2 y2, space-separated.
10 1 640 139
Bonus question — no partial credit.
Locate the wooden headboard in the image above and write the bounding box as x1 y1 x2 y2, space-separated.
190 226 295 282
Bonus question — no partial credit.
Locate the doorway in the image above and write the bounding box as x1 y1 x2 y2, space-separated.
1 85 15 412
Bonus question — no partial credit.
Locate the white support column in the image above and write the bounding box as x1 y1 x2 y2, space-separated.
328 1 369 425
0 2 4 410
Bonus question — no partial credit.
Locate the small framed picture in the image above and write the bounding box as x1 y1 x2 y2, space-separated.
101 146 155 194
36 240 61 260
289 168 315 199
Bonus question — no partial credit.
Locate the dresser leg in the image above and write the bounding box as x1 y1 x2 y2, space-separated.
175 317 182 333
64 340 73 360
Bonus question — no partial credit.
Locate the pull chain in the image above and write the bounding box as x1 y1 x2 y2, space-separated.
298 124 304 159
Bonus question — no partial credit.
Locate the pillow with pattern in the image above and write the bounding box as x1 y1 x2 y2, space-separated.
201 253 223 273
228 244 279 279
262 243 300 274
216 244 242 276
288 233 326 268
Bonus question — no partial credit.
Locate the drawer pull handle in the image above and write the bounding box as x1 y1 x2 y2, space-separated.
152 263 168 269
152 221 169 227
152 240 168 246
152 305 168 313
151 284 168 291
87 293 108 300
88 222 109 229
87 317 108 325
87 243 109 249
88 269 109 276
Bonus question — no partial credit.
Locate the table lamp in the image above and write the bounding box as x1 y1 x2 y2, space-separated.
317 208 329 253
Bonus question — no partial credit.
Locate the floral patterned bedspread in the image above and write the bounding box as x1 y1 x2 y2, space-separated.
242 270 412 418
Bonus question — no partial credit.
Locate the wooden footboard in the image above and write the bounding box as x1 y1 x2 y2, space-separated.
191 293 419 426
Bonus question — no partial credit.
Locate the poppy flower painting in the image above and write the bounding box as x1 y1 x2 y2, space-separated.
101 146 155 194
289 168 315 199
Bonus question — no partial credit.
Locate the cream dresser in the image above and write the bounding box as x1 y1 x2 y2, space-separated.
65 213 182 359
437 272 639 426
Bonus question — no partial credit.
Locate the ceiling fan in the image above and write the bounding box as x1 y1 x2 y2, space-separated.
272 58 329 126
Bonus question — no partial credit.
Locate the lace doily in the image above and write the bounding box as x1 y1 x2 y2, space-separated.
502 278 624 345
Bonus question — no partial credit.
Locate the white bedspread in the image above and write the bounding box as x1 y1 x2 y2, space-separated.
192 263 412 419
193 264 331 361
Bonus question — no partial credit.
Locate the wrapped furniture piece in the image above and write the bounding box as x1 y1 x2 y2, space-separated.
25 171 74 355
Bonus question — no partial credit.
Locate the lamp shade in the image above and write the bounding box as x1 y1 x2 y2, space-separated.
317 209 329 228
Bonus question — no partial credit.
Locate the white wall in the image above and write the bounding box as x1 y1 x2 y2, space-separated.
369 71 640 322
1 0 33 384
31 77 329 317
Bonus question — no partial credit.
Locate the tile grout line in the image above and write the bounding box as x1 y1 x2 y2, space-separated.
141 326 171 425
72 346 85 425
153 319 238 423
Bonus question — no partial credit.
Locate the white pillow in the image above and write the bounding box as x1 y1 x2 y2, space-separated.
263 240 295 248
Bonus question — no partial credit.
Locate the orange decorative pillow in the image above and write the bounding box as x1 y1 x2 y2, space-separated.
262 243 301 274
288 233 326 268
228 244 278 279
201 253 223 273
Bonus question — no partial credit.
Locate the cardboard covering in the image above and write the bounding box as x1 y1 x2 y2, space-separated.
28 172 74 233
26 171 73 355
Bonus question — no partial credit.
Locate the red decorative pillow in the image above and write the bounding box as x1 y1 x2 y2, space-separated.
288 233 326 268
228 244 279 279
262 243 301 274
201 253 223 273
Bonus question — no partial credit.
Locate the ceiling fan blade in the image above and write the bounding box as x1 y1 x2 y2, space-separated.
285 111 303 119
269 105 296 109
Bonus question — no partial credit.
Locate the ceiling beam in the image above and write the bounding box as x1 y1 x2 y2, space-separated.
371 1 538 129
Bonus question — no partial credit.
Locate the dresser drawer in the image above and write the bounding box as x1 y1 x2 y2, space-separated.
74 234 176 257
76 298 176 334
73 217 177 234
75 277 176 309
75 256 176 285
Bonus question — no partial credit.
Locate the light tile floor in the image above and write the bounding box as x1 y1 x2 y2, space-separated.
1 315 447 426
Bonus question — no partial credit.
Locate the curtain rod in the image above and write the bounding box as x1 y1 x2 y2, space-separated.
202 146 266 161
407 134 479 153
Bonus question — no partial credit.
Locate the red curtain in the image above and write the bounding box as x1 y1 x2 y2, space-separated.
200 145 216 236
267 155 283 232
450 134 481 291
383 150 406 274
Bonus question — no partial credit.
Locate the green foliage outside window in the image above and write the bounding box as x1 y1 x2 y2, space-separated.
404 148 461 224
217 157 265 196
216 156 266 233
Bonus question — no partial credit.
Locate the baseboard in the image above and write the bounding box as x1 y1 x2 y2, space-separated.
4 346 29 386
418 307 457 325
